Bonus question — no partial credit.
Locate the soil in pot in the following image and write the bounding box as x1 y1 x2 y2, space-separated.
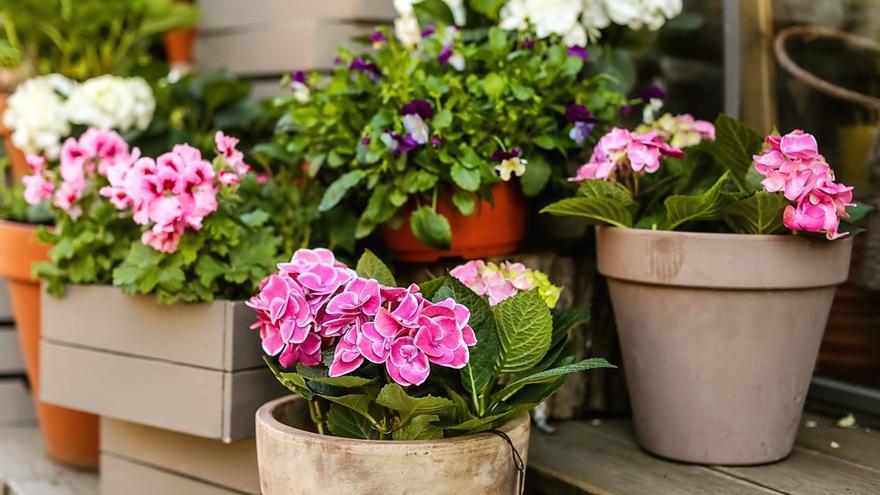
0 220 99 469
256 396 530 495
596 227 852 465
381 182 527 263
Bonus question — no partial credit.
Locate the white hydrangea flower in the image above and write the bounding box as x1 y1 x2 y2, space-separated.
602 0 643 27
499 0 529 30
641 0 682 30
3 74 74 159
582 0 611 41
528 0 584 39
65 75 155 132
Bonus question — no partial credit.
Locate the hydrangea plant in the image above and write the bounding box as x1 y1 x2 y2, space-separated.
267 20 626 249
542 114 868 239
253 248 613 439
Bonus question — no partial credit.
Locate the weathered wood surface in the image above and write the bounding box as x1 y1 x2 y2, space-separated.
0 380 34 426
0 327 24 375
398 251 629 418
0 280 11 321
0 427 97 495
527 412 880 495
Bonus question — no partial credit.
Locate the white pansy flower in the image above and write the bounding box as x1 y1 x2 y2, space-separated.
3 74 74 159
442 0 467 25
395 14 422 48
527 0 583 39
65 75 155 132
499 0 529 30
581 0 611 40
448 53 466 71
563 23 588 47
403 114 430 144
602 0 642 27
291 82 311 103
496 156 528 181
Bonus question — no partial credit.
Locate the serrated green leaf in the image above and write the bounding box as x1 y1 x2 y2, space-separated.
541 197 633 228
321 394 379 425
376 384 455 427
327 403 379 440
319 170 365 211
665 171 733 230
355 249 396 286
410 206 452 249
706 114 763 190
495 358 615 402
392 414 444 440
551 307 591 348
493 289 553 373
723 191 788 234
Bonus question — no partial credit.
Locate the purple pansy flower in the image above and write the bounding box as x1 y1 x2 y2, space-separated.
567 46 589 60
565 104 597 144
491 147 522 162
421 24 436 37
640 85 666 103
522 38 535 49
349 58 381 80
361 135 371 145
368 30 388 46
620 105 632 117
401 99 434 145
401 99 434 119
431 135 441 147
290 71 307 85
438 45 453 65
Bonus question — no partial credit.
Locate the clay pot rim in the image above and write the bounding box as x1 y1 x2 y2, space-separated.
257 395 528 447
596 225 854 245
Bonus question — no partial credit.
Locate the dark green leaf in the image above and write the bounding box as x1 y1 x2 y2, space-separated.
376 384 455 427
495 358 616 402
706 114 763 190
319 170 366 212
723 191 788 234
665 171 733 230
451 191 476 216
327 403 379 440
520 156 551 197
355 249 396 286
392 414 443 440
410 206 452 249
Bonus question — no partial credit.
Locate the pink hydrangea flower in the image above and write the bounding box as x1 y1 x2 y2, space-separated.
386 337 431 386
451 260 559 308
753 130 854 240
569 128 684 182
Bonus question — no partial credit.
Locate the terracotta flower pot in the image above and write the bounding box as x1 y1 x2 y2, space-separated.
256 396 530 494
596 226 853 465
382 182 527 262
0 220 99 469
164 29 196 66
0 92 30 180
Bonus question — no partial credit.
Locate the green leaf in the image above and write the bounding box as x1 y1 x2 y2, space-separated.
355 249 396 286
294 364 378 388
493 289 553 373
520 156 551 197
451 191 475 216
665 171 733 230
433 109 453 130
541 197 633 228
376 384 455 427
410 206 452 249
846 200 874 222
488 27 508 52
723 191 788 234
551 307 591 348
241 209 269 227
327 403 379 440
495 358 616 402
470 0 505 18
319 170 365 212
413 0 455 25
194 255 226 287
706 114 763 190
321 394 379 425
534 136 555 150
483 72 505 99
451 163 481 192
264 357 314 400
392 414 443 440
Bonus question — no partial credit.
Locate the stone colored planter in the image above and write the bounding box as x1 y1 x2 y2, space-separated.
596 226 853 465
0 220 99 469
256 396 530 495
382 182 527 262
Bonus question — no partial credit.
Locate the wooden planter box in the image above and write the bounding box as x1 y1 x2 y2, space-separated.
0 279 11 321
101 418 259 495
198 0 395 31
39 285 284 442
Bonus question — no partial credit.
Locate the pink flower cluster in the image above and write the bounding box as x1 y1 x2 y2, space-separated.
99 131 249 253
570 128 684 182
450 260 535 306
22 129 132 218
248 249 477 387
753 130 854 240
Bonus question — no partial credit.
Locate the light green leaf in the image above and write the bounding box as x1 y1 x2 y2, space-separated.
410 206 452 249
493 289 553 373
433 109 453 130
392 415 443 440
376 384 455 427
483 72 505 99
319 170 365 211
451 191 476 216
520 156 551 197
264 357 314 400
451 163 481 192
495 358 616 402
665 171 733 230
355 249 396 286
241 209 270 227
723 191 788 234
541 197 633 228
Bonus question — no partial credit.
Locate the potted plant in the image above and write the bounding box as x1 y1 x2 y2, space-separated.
251 248 612 493
542 113 867 465
267 11 628 261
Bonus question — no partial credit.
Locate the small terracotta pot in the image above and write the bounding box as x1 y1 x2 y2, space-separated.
256 396 530 494
0 93 30 180
382 182 527 262
0 220 99 469
597 227 852 465
164 29 196 66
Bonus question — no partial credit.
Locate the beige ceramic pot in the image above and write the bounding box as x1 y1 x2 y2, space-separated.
596 226 853 465
256 396 530 495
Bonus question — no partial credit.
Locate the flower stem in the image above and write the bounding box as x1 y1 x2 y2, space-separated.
308 399 325 435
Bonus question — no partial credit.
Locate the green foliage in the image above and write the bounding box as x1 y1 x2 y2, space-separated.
664 171 732 230
0 0 198 79
268 24 627 248
540 180 635 227
355 249 396 286
268 252 615 440
723 191 788 234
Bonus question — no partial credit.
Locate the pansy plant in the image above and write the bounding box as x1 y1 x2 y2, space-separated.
267 20 627 249
542 114 869 238
254 248 613 440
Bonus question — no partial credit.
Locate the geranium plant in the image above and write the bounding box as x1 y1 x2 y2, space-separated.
268 20 626 249
542 114 868 239
253 248 613 439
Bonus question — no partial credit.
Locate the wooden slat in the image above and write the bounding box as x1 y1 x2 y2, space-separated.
101 455 240 495
0 379 34 426
715 447 880 495
0 426 97 494
196 21 371 75
795 413 880 471
0 280 11 321
0 327 24 374
527 420 783 495
198 0 394 31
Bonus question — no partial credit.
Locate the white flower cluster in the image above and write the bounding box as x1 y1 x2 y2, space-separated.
393 0 466 48
3 74 155 159
499 0 682 46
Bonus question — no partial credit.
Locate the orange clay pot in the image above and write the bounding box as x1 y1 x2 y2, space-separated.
164 29 196 65
0 220 99 469
0 93 30 180
382 182 527 262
